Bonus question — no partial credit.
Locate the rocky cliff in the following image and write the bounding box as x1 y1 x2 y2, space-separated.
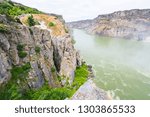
0 1 111 100
68 9 150 40
0 12 81 89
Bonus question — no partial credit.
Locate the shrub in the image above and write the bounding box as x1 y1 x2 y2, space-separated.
0 23 8 33
18 51 27 58
17 44 27 58
51 67 56 72
0 63 32 100
11 62 31 80
17 44 24 51
48 22 56 27
27 15 36 27
22 62 31 70
35 46 41 54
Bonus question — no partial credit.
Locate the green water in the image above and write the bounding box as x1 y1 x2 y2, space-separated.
73 29 150 100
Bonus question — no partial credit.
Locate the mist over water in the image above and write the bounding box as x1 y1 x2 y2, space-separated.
73 29 150 100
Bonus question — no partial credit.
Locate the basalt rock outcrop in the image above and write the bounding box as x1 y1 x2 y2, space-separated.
0 13 81 88
68 9 150 40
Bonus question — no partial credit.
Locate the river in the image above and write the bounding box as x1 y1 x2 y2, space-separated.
73 29 150 100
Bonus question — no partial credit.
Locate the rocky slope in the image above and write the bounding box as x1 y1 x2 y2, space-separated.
0 0 86 92
0 13 82 88
68 9 150 40
0 1 110 100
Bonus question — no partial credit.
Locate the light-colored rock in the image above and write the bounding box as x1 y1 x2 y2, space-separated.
71 79 110 100
52 35 77 85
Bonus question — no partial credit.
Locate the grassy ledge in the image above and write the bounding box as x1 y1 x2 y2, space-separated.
0 0 42 22
0 64 89 100
0 0 41 16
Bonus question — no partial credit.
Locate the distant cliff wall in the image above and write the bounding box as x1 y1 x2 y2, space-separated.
68 9 150 40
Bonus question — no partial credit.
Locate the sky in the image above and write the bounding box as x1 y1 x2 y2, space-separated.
13 0 150 22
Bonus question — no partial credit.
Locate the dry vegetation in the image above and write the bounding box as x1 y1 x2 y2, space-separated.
20 14 67 37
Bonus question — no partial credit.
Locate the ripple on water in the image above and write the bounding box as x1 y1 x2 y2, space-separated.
74 29 150 99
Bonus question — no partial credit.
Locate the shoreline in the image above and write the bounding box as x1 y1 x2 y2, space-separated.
71 64 112 100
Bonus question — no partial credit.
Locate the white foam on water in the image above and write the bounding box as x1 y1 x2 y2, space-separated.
107 90 121 100
136 69 150 78
143 81 150 85
104 72 111 76
115 96 120 100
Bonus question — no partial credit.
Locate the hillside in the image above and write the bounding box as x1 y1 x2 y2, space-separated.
0 0 110 100
68 9 150 40
0 0 86 100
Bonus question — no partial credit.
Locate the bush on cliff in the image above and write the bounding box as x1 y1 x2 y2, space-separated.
35 46 41 54
48 22 56 27
27 15 36 27
17 44 27 58
0 63 32 100
0 63 89 100
0 23 8 33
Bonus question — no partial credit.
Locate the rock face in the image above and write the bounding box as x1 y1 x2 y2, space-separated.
68 9 150 40
0 14 80 88
52 35 77 85
71 79 110 100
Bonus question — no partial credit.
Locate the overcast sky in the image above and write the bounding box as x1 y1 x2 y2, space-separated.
13 0 150 22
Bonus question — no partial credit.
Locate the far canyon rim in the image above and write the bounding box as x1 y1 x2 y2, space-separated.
68 9 150 41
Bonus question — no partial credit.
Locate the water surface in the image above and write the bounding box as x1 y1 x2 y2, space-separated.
73 29 150 100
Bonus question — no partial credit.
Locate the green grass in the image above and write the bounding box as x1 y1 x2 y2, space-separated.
17 44 24 51
0 0 42 23
0 0 41 17
51 67 56 73
0 63 32 100
18 51 27 58
17 44 27 58
11 62 31 80
35 46 41 54
32 84 74 100
0 64 89 100
48 22 56 27
72 64 89 90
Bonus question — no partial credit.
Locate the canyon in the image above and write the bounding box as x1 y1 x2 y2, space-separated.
68 9 150 41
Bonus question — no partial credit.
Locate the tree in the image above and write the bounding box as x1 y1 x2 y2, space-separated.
27 15 36 27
